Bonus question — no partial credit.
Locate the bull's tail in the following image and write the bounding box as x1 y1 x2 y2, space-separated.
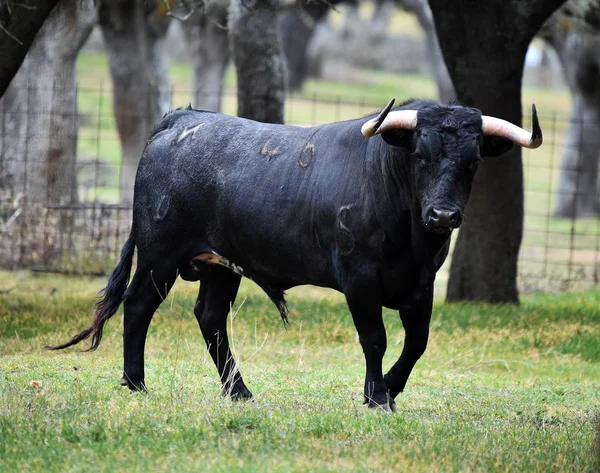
47 234 136 352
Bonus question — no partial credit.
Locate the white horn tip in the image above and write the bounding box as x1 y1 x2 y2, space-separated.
361 119 378 137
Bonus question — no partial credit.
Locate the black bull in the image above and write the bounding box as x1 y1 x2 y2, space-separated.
50 99 542 412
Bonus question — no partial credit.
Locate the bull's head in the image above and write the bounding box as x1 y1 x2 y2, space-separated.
361 98 542 234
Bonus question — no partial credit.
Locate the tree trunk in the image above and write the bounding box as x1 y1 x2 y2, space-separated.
0 0 60 98
280 0 332 91
181 0 230 111
428 0 565 303
542 14 600 217
399 0 454 103
341 0 360 39
0 0 95 204
98 0 171 205
229 0 286 123
370 0 394 34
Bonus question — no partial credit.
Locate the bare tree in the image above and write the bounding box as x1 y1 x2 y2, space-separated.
541 7 600 217
98 0 172 205
544 15 600 218
0 0 96 204
280 0 338 91
428 0 566 303
181 0 230 111
0 0 59 98
398 0 454 103
229 0 286 123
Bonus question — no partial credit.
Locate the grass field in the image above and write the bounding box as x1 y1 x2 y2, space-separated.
0 270 599 472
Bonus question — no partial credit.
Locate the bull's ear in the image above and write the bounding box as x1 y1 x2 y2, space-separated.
481 136 513 157
381 130 414 149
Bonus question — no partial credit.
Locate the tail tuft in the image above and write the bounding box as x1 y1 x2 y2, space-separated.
47 235 136 351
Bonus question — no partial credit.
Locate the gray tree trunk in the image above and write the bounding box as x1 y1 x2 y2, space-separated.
280 0 333 91
341 0 361 39
370 0 395 38
0 0 95 204
0 0 59 98
542 13 600 218
399 0 454 103
229 0 286 123
181 0 230 112
98 0 171 205
428 0 565 303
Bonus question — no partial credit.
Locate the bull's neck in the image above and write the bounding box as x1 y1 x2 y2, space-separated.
368 138 420 214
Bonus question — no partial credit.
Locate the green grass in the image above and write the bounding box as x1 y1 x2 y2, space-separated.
0 270 599 472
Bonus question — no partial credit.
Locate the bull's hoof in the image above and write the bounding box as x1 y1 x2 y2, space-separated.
368 401 393 413
120 375 146 392
230 390 253 401
364 393 397 413
222 382 253 400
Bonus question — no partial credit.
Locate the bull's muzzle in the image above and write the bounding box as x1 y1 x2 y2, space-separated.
426 208 462 232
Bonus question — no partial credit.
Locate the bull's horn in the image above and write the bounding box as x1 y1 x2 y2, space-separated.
361 98 396 137
362 104 418 138
481 104 543 149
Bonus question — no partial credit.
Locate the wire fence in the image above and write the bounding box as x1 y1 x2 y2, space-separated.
0 84 598 294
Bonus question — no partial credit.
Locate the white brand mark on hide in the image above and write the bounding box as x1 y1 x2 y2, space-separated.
177 123 205 143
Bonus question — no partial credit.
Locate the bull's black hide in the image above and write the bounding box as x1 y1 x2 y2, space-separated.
50 99 541 412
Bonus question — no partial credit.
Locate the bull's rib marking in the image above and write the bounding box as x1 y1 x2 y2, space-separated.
260 137 281 159
299 142 315 168
191 252 244 275
176 123 205 143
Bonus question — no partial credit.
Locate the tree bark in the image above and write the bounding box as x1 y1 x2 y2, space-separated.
341 0 360 39
370 0 395 39
280 0 333 91
98 0 171 205
0 0 59 99
561 0 600 28
229 0 286 123
398 0 454 103
542 13 600 218
0 0 95 204
181 0 230 111
428 0 565 302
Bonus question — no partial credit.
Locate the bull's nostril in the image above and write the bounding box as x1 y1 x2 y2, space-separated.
430 208 459 228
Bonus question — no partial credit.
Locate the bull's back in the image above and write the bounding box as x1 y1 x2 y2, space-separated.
133 109 371 285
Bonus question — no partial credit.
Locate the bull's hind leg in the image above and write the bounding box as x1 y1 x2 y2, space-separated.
195 265 251 399
384 284 433 400
121 265 179 391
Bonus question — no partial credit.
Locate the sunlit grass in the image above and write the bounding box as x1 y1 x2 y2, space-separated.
0 271 599 471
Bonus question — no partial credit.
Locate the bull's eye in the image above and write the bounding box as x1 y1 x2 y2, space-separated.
411 152 424 161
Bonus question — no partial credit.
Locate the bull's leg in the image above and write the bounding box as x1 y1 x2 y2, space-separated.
121 266 179 391
384 284 433 400
345 287 390 411
195 265 252 399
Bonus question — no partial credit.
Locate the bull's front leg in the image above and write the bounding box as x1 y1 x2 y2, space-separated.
345 283 392 412
384 284 433 400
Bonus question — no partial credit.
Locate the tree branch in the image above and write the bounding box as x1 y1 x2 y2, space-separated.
0 0 59 98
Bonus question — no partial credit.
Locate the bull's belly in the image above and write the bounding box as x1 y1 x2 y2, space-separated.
183 244 338 290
